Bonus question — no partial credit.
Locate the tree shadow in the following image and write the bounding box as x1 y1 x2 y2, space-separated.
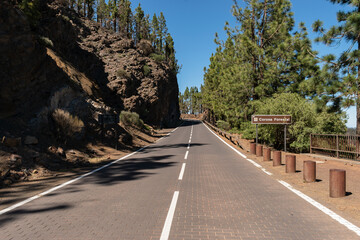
0 203 72 227
89 154 176 186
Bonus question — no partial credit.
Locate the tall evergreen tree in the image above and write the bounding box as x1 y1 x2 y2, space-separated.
118 0 133 37
313 0 360 134
134 3 145 43
151 14 160 50
158 12 168 53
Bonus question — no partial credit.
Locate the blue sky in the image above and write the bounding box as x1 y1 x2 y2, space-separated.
129 0 356 128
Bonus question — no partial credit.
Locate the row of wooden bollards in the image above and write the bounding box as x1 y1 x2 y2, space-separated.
250 143 346 198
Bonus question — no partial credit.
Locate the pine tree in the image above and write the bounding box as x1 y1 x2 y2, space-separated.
313 0 360 134
158 12 168 53
151 14 160 50
134 3 145 44
119 0 132 37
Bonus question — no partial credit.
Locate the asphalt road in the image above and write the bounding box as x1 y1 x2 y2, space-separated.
0 120 359 239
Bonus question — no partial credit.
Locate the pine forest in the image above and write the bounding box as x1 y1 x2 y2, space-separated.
180 0 360 152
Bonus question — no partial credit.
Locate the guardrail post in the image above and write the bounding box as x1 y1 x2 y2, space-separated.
250 143 256 155
285 155 296 173
273 151 281 166
303 161 316 183
336 135 339 158
256 145 263 157
330 169 346 198
263 147 271 161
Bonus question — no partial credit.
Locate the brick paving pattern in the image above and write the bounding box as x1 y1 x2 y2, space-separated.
0 121 358 239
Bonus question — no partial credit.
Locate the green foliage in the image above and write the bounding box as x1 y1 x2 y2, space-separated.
120 111 145 129
312 0 360 134
19 0 41 28
116 68 130 79
143 64 151 76
249 93 346 152
216 120 231 131
150 53 165 62
39 36 54 48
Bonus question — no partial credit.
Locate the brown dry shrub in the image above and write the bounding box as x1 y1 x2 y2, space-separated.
52 109 84 142
137 39 154 56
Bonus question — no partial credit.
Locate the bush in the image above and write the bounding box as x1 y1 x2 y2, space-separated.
120 111 145 129
143 64 151 77
39 36 54 48
216 120 231 131
246 93 346 152
52 109 84 142
116 68 131 79
150 53 165 62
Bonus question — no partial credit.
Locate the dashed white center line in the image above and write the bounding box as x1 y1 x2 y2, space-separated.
187 144 190 149
178 163 186 180
184 151 189 160
160 191 179 240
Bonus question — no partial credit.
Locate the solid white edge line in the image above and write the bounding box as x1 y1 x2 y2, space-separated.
0 146 148 216
184 151 189 160
178 163 186 180
203 123 246 158
203 121 360 235
160 191 179 240
278 180 360 236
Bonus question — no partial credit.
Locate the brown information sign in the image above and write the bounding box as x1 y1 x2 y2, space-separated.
251 115 292 125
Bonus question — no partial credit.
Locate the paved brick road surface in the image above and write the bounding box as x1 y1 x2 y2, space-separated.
0 120 359 239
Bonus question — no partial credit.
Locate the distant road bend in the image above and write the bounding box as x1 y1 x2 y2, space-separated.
0 120 359 239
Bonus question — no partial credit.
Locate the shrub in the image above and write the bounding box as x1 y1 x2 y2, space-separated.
120 111 145 129
150 53 165 62
246 93 346 152
143 64 151 77
52 109 84 142
216 120 231 131
39 36 54 48
116 68 130 79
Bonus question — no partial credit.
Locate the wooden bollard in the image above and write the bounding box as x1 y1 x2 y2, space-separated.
303 161 316 183
250 143 256 155
273 151 281 166
330 169 346 198
285 155 296 173
256 145 263 157
263 148 271 161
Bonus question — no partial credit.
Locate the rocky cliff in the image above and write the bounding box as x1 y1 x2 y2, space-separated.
0 0 179 131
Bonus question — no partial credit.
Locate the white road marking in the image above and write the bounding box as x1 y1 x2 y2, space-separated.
171 127 178 133
178 163 186 180
203 123 247 158
188 139 191 143
204 121 360 235
160 191 179 240
278 180 360 236
184 151 189 160
0 146 148 216
187 144 190 149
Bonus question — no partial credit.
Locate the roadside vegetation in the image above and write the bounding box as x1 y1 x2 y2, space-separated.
180 0 360 152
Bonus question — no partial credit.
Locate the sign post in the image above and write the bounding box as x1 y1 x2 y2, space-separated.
251 115 292 152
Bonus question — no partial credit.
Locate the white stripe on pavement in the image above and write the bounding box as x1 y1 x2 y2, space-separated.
160 191 179 240
178 163 186 180
184 151 189 160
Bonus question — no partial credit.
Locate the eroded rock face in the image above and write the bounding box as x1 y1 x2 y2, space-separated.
0 0 179 132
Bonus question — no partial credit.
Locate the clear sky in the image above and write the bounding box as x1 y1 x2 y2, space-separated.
130 0 356 128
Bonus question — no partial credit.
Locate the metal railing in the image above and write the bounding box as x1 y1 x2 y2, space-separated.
310 133 360 160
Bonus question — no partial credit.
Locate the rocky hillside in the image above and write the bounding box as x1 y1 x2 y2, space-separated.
0 0 180 186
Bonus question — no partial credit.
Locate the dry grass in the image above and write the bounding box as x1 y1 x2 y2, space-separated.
52 109 84 141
